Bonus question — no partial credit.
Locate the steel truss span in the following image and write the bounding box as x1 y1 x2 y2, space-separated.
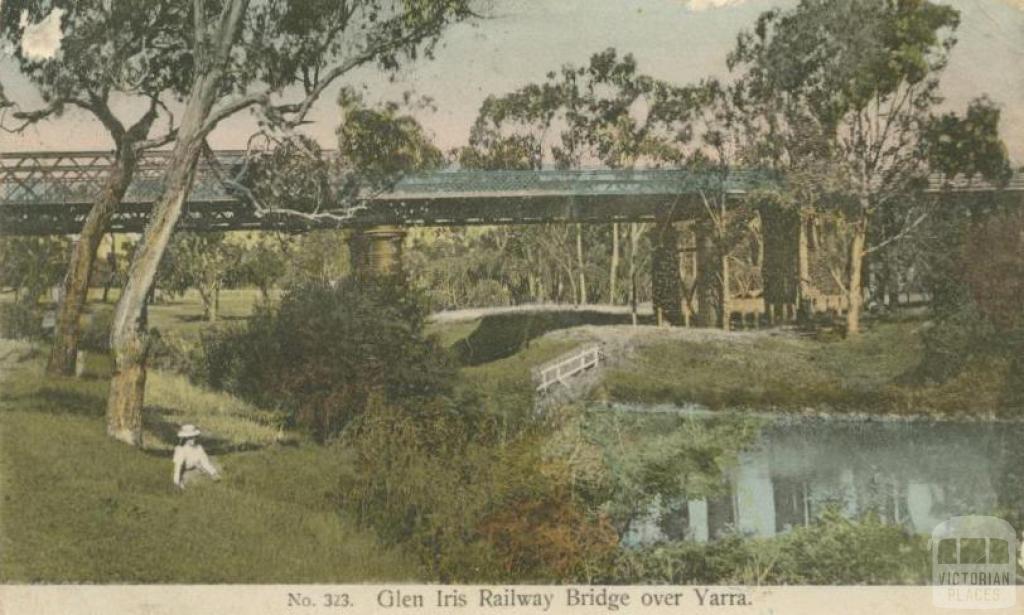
1 150 1021 235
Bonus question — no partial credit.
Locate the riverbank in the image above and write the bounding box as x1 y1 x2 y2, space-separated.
0 339 419 582
576 320 1021 419
434 313 1021 420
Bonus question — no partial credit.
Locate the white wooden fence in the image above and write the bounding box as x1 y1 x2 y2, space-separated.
533 344 603 393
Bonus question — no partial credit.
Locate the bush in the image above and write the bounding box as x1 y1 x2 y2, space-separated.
0 302 44 340
338 398 619 582
195 277 454 440
918 302 995 383
148 329 202 373
78 310 114 352
604 510 930 585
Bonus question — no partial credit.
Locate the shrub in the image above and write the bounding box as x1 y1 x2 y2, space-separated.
604 510 930 585
918 302 995 383
338 398 620 582
148 329 202 373
763 509 929 584
338 396 502 581
78 310 114 352
0 302 44 340
195 276 455 440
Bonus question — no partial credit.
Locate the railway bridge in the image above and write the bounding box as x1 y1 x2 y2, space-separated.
2 150 1021 324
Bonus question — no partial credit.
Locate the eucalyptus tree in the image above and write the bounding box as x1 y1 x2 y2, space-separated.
626 77 766 329
727 0 980 335
1 0 188 376
456 78 581 304
99 0 474 446
576 50 761 329
0 236 69 305
158 232 243 322
457 49 671 310
579 49 665 317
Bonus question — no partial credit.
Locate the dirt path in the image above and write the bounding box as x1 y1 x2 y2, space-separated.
428 302 653 323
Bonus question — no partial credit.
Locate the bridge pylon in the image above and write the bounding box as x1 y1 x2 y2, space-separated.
348 225 406 276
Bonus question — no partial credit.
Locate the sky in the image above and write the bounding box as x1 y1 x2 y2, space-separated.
2 0 1023 163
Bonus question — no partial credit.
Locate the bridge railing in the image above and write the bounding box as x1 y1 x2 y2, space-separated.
533 344 604 393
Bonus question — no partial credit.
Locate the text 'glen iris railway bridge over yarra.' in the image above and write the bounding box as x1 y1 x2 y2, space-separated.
2 150 1022 323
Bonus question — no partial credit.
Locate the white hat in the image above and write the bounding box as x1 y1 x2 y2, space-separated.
177 424 201 439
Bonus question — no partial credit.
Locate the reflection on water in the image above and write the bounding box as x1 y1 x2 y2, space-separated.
625 417 1024 545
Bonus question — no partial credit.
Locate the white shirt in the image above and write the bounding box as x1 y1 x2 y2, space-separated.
173 443 220 487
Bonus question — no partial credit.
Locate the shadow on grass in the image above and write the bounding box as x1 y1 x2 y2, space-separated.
1 386 106 417
143 408 274 456
173 314 248 324
453 310 652 366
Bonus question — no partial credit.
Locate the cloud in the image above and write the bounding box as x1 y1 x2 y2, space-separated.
19 8 64 61
684 0 748 10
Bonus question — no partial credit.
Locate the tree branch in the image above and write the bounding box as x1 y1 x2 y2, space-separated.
134 129 179 152
270 18 453 128
862 210 928 256
0 100 64 134
198 92 268 138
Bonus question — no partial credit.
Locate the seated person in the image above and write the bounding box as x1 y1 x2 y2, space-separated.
172 424 221 489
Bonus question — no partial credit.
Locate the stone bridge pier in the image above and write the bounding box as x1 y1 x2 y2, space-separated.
348 225 407 277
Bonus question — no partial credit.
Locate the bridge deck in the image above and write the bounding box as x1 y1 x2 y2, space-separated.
1 151 1021 235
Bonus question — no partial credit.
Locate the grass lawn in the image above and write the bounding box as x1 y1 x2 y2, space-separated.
79 288 264 344
0 340 419 583
598 319 1022 417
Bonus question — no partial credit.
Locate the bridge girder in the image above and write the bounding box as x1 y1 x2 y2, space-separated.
1 150 1021 236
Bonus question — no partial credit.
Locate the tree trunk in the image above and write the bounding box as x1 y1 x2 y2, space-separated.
609 222 619 304
102 235 117 303
718 248 731 331
199 284 218 322
576 223 587 305
107 68 225 445
846 219 867 337
47 148 139 376
797 213 811 321
694 220 720 327
106 331 148 445
629 223 639 326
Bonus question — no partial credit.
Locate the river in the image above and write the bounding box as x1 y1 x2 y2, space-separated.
621 414 1024 545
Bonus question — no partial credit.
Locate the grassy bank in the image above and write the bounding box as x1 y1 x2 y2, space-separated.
595 320 1021 418
0 340 419 583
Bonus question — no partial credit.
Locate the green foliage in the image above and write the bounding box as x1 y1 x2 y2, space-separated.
0 236 69 304
78 309 114 352
0 301 44 340
337 90 445 187
918 303 994 383
158 232 244 321
243 93 445 227
195 276 454 441
0 341 417 582
924 97 1013 183
279 230 350 286
606 510 930 585
0 0 191 125
338 400 621 582
578 412 761 528
337 396 502 581
233 234 289 300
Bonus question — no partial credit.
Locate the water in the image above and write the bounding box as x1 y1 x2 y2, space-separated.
623 415 1024 545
